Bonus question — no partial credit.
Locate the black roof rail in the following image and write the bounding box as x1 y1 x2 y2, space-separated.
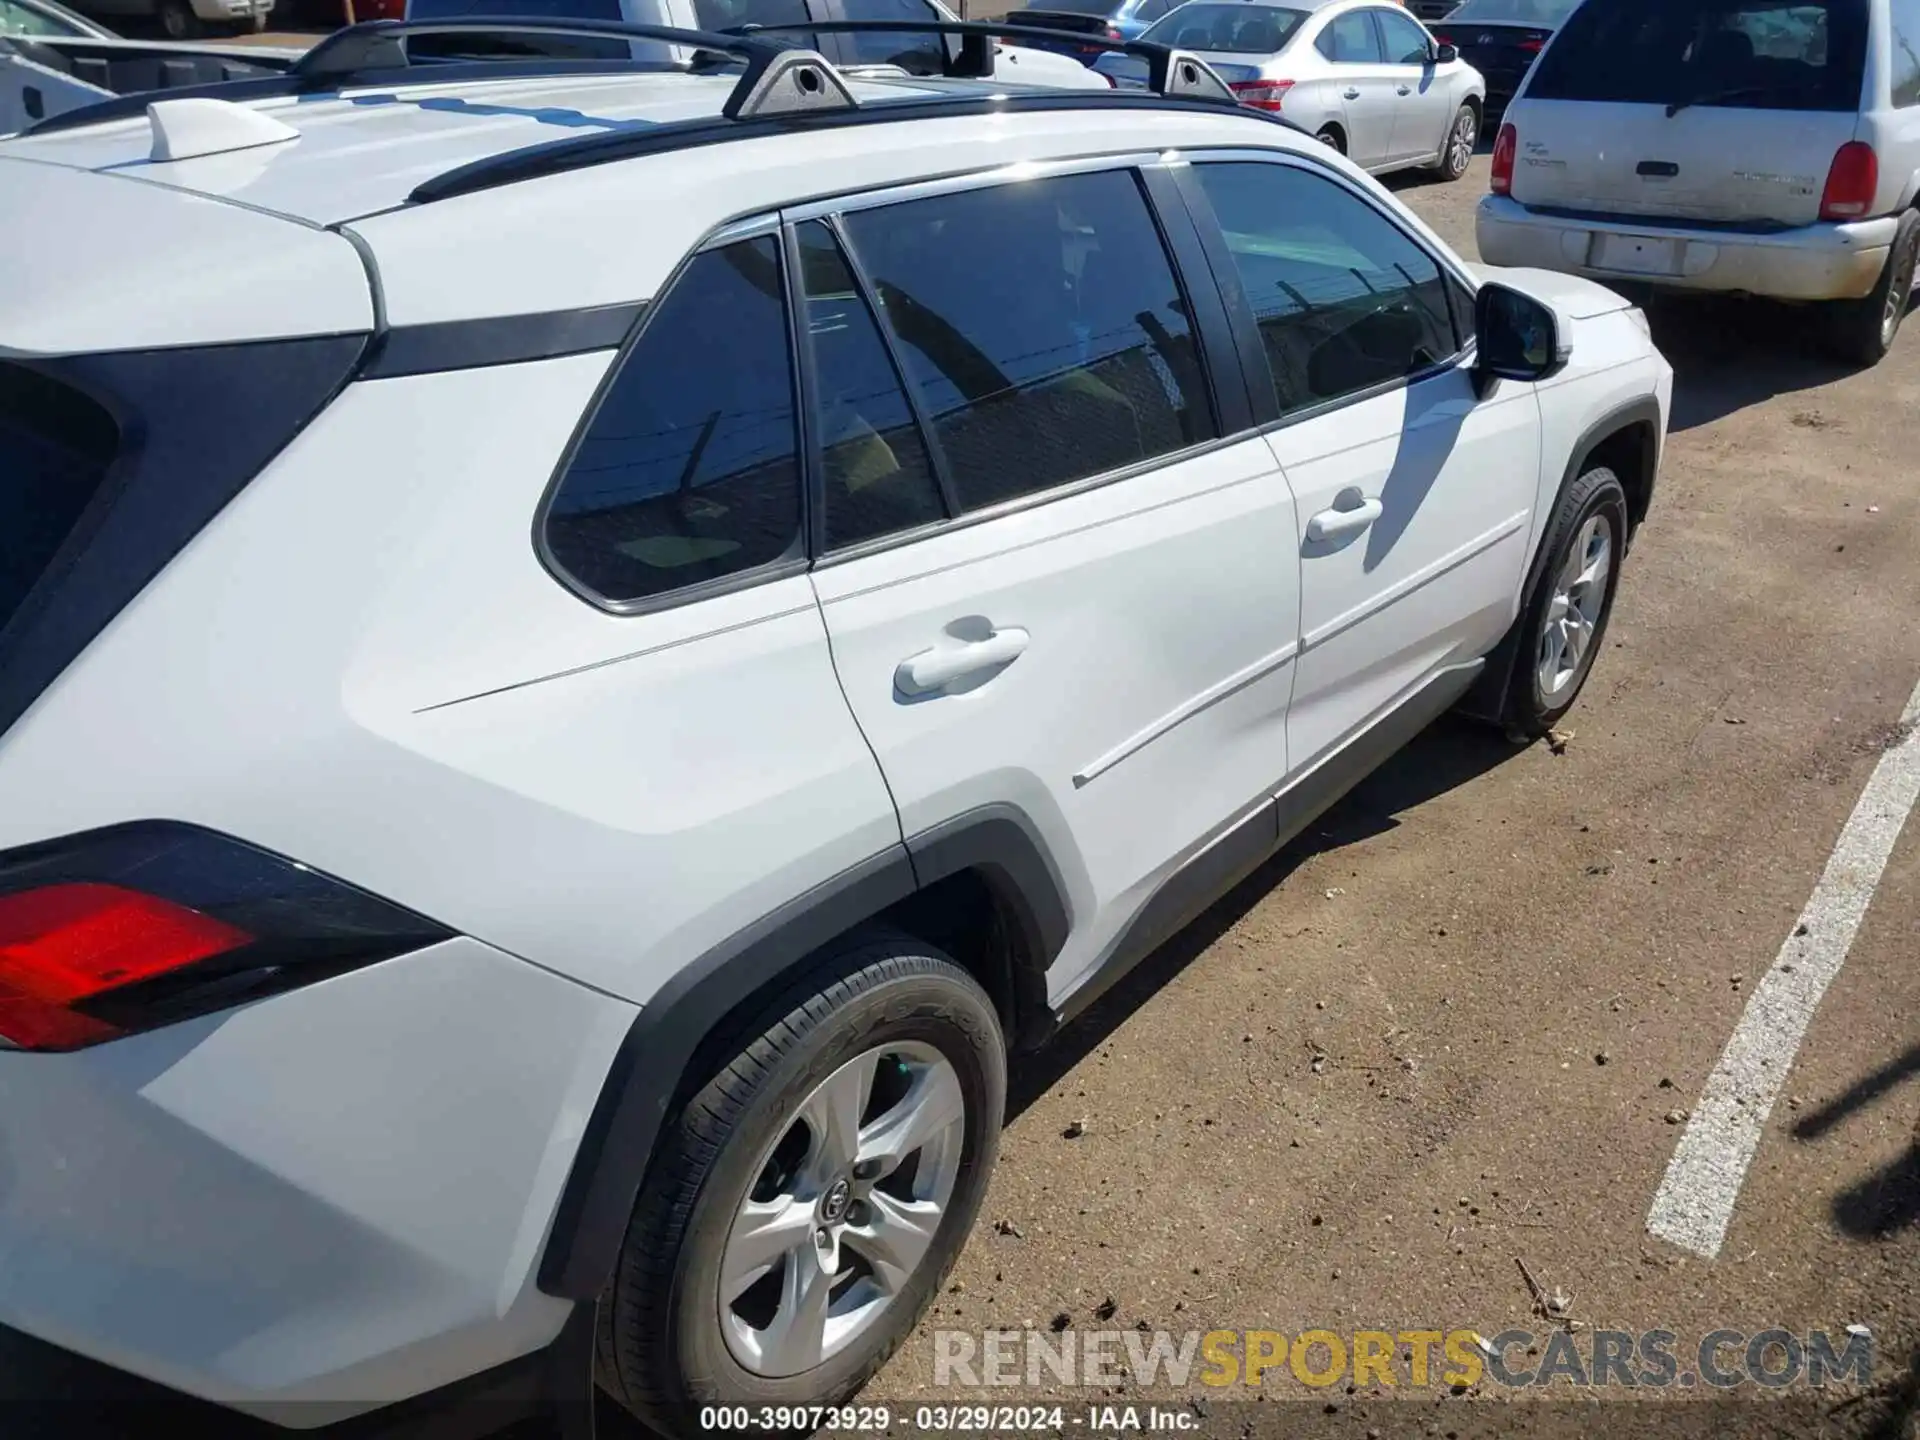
725 17 1238 103
297 17 858 119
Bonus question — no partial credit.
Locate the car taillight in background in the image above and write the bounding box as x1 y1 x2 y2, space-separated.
1490 121 1517 195
1819 141 1878 221
1517 30 1547 51
1230 78 1294 111
0 822 454 1052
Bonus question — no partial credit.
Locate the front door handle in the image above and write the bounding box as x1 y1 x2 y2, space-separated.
1397 83 1412 94
1343 86 1361 99
1306 491 1384 542
895 626 1031 696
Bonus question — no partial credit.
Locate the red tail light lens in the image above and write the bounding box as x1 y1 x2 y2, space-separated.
1490 121 1517 195
1518 34 1545 51
0 885 252 1050
0 822 453 1052
1819 141 1878 221
1230 78 1295 111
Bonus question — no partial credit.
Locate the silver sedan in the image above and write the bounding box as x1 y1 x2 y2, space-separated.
1094 0 1486 179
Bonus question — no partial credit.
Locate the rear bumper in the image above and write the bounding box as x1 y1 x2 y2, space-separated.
0 936 634 1424
1476 194 1898 301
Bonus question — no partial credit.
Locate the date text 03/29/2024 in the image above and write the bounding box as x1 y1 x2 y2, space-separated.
695 1406 1194 1432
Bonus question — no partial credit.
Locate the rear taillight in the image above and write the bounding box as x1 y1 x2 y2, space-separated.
1431 29 1455 45
1518 34 1545 51
1230 78 1295 111
1490 121 1517 195
1819 141 1878 221
0 822 453 1052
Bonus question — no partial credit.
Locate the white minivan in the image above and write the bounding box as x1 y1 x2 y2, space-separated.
1477 0 1920 364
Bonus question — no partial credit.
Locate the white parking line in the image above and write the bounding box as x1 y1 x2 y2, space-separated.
1646 678 1920 1259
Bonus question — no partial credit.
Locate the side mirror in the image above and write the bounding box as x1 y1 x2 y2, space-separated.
1434 41 1458 61
1473 282 1570 392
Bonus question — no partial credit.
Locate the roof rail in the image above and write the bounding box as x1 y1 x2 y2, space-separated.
726 18 1238 104
296 17 857 120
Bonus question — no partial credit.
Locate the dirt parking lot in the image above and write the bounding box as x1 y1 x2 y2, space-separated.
801 154 1920 1435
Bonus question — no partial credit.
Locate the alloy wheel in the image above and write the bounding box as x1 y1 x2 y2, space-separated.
718 1042 966 1378
1881 233 1919 349
1537 513 1613 703
1450 109 1477 174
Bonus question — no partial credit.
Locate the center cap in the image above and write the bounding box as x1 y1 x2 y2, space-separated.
820 1178 852 1224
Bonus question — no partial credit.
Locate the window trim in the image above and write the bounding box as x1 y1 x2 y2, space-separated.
530 215 813 618
1171 146 1481 435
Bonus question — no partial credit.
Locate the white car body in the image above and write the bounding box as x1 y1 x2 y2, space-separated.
0 36 1666 1435
1479 0 1920 305
1094 0 1486 172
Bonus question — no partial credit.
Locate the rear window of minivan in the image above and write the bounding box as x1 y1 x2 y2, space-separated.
1527 0 1868 112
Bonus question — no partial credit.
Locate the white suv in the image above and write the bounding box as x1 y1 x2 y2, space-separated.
0 22 1669 1435
1478 0 1920 365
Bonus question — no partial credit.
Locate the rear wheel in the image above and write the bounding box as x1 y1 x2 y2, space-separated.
1315 125 1345 155
1430 103 1477 181
155 0 201 37
1823 209 1919 367
598 933 1005 1438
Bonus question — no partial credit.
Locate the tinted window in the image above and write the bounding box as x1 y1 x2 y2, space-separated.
797 221 947 548
0 364 117 632
1893 0 1920 105
838 0 944 70
0 0 77 36
1444 0 1581 22
1317 9 1384 59
1016 0 1122 15
545 238 802 605
1192 162 1460 414
1526 0 1867 111
693 0 813 23
405 0 629 58
1376 5 1433 59
1133 0 1173 22
1144 2 1309 50
841 170 1216 514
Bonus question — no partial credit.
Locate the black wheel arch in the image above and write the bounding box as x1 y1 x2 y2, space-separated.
1457 395 1662 723
536 806 1072 1301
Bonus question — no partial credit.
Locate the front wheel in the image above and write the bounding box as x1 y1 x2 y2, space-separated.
155 0 201 37
598 933 1006 1438
1822 209 1919 367
1498 465 1630 739
1431 103 1478 181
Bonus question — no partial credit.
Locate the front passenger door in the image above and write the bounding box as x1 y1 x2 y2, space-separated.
1373 6 1451 162
1185 158 1541 772
1312 9 1394 167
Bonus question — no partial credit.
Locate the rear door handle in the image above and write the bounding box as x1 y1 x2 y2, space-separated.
1306 491 1384 542
1396 84 1412 94
895 626 1031 696
1343 86 1361 99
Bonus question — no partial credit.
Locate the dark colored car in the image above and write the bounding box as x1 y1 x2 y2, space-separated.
1406 0 1456 18
1429 0 1582 111
1000 0 1163 62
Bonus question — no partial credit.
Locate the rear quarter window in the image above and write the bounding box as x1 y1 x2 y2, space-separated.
1526 0 1868 111
0 364 116 635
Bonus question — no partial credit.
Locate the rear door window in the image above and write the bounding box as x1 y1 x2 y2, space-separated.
838 168 1218 514
1525 0 1868 111
0 364 116 633
1317 8 1385 60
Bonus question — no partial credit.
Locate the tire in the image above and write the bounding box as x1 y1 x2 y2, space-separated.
156 0 201 36
1315 125 1345 155
1430 103 1477 181
1497 465 1630 740
1822 208 1919 368
598 932 1006 1438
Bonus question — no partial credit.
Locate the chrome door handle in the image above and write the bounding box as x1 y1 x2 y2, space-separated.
1397 84 1412 94
1306 492 1384 542
895 626 1031 696
1343 86 1361 99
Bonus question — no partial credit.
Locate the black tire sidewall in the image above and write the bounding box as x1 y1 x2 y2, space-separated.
1316 127 1344 155
1827 209 1920 365
637 949 1005 1420
1508 466 1629 733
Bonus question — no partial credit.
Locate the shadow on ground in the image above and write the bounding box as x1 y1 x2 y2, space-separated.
1006 715 1518 1117
1793 1041 1920 1241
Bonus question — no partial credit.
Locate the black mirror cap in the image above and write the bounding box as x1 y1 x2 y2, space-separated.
1435 40 1457 61
1474 281 1571 385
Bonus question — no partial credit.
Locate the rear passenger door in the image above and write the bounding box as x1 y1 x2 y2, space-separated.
1313 8 1395 166
798 163 1304 1002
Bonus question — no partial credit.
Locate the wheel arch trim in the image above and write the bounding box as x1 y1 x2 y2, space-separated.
535 807 1073 1300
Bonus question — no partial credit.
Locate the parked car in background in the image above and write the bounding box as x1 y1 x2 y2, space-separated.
1428 0 1576 113
996 0 1165 63
53 0 270 38
1096 0 1485 177
404 0 1104 82
1406 0 1455 18
1478 0 1920 365
1 0 114 37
